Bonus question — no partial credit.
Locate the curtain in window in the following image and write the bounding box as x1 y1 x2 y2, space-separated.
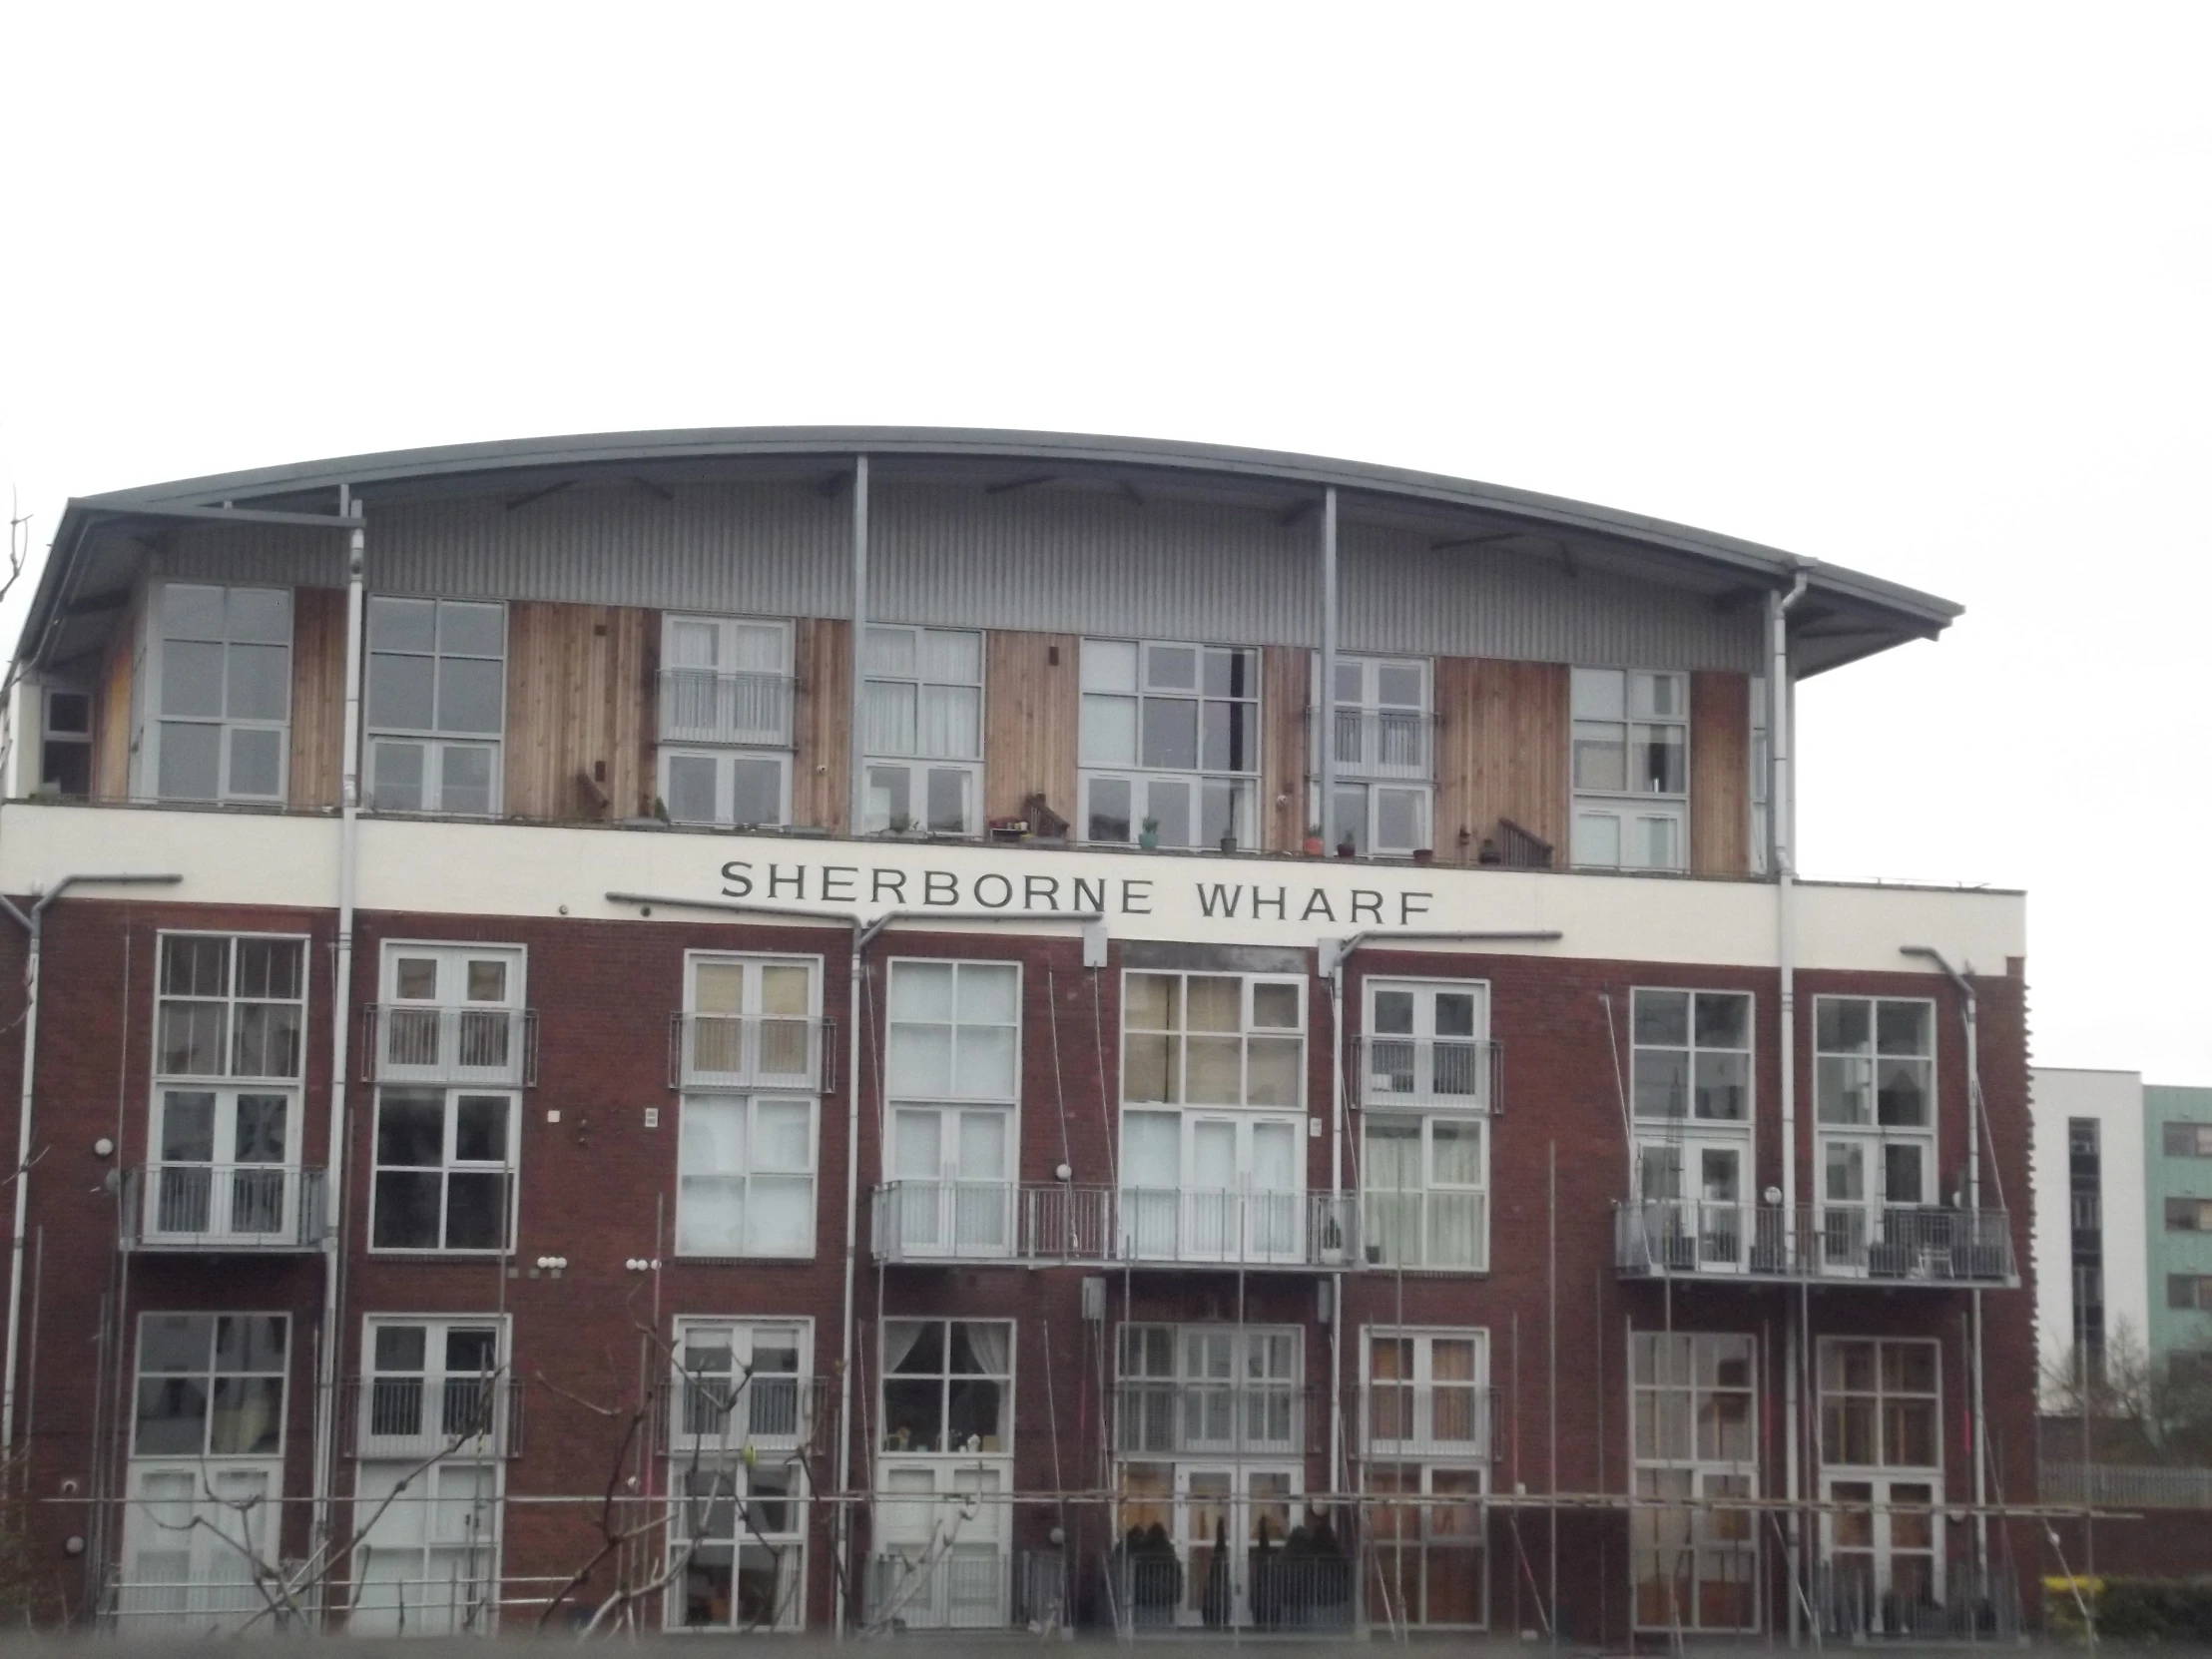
881 1320 927 1376
960 1321 1010 1379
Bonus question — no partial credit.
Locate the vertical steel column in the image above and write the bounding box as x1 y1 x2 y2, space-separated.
847 457 870 838
1319 488 1340 851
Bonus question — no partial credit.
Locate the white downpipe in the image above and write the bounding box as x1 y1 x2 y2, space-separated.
835 911 887 1640
0 872 181 1469
1769 570 1808 1641
309 522 366 1612
1328 943 1346 1511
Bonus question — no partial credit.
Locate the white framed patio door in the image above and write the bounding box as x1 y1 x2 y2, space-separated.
1122 1114 1302 1263
1822 1476 1943 1634
1172 1464 1301 1627
1633 1138 1747 1269
150 1086 296 1241
889 1105 1012 1256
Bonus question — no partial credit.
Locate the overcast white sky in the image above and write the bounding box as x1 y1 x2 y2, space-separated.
1 5 2204 1079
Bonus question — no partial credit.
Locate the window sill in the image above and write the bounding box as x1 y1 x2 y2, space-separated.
669 1253 819 1266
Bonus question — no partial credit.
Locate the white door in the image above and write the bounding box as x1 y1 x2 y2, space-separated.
150 1088 294 1241
1823 1477 1942 1633
890 1106 1009 1256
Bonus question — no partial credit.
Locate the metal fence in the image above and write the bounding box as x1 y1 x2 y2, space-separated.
121 1164 327 1251
1812 1562 2021 1641
2042 1461 2212 1508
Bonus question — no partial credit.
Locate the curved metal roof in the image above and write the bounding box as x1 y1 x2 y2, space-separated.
23 425 1960 674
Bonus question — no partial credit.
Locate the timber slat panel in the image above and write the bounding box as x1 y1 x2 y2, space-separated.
792 617 850 830
1690 668 1751 875
982 630 1078 830
1434 657 1569 865
93 603 136 801
1260 646 1307 853
287 587 346 810
502 602 652 822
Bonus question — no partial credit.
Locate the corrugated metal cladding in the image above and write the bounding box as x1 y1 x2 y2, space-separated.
158 478 1760 671
1342 521 1766 673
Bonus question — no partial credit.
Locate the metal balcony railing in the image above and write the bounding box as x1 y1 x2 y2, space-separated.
864 1551 1009 1631
1358 1189 1488 1272
1812 1563 2020 1642
658 667 797 748
363 1005 536 1087
1106 1549 1355 1633
1112 1382 1313 1457
869 1184 1365 1270
103 1565 298 1633
668 1013 831 1092
1357 1382 1496 1459
873 1181 1022 1261
1115 1188 1363 1270
658 1374 829 1452
343 1375 523 1460
1317 707 1433 782
1357 1034 1499 1111
120 1164 327 1252
1612 1201 2015 1286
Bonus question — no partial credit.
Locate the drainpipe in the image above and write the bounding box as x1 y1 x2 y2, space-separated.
1902 943 1988 1581
0 871 182 1470
1768 567 1808 1641
1319 488 1338 853
309 519 366 1614
847 457 869 839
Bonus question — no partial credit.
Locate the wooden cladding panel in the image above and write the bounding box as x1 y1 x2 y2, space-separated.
1433 657 1569 863
502 602 654 822
982 630 1078 830
287 587 346 810
1260 646 1307 853
1690 668 1751 876
93 609 135 801
791 617 849 831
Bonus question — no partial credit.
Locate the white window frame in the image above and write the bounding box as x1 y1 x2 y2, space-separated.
1080 638 1260 848
1361 1109 1488 1272
130 1312 289 1460
1813 997 1938 1262
1749 675 1771 874
1816 1339 1945 1631
1115 1323 1303 1457
148 931 310 1246
1362 977 1491 1110
1361 1327 1490 1458
368 1087 520 1255
364 596 507 816
862 624 983 835
137 581 293 805
40 683 92 796
351 1315 509 1637
1626 986 1756 1270
881 960 1022 1259
1570 666 1688 871
1119 970 1306 1110
670 1318 814 1451
660 614 795 829
660 747 794 830
877 1318 1016 1458
1313 653 1433 856
1628 1331 1760 1633
677 1095 820 1260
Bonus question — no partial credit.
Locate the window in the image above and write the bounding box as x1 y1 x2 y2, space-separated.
1122 972 1303 1108
880 1320 1012 1454
2165 1122 2212 1158
1365 1329 1487 1455
882 961 1019 1258
676 954 821 1259
1819 1339 1938 1468
2166 1198 2212 1232
1116 1324 1301 1455
365 597 505 814
1571 667 1686 870
1748 677 1771 874
2170 1275 2212 1312
133 1313 287 1457
146 583 291 803
862 625 982 834
149 934 307 1243
2071 1120 2106 1368
1317 655 1432 856
673 1320 811 1447
1364 1113 1486 1270
1631 1333 1757 1632
351 1317 506 1637
1632 990 1752 1121
1081 638 1258 847
671 1323 812 1632
40 686 91 796
373 941 529 1084
660 614 794 828
1364 979 1489 1108
1815 996 1936 1227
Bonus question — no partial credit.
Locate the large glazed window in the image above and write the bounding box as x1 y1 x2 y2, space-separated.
147 583 291 803
1570 667 1687 870
1630 1332 1757 1632
880 1319 1013 1454
862 625 983 834
148 933 307 1244
659 615 794 828
881 960 1020 1258
1080 639 1259 848
677 954 822 1259
132 1313 287 1458
1317 654 1433 856
1814 997 1936 1251
365 597 506 815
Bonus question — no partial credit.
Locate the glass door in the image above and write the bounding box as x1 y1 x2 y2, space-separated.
1823 1477 1941 1634
151 1088 293 1241
889 1106 1010 1257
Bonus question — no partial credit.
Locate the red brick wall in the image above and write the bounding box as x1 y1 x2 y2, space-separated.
0 894 2039 1639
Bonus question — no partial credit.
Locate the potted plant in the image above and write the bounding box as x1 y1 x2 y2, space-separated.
1303 825 1325 856
1336 835 1357 859
1411 846 1434 865
1137 816 1160 851
1218 830 1235 854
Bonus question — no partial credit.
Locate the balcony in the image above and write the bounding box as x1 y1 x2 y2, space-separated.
343 1375 523 1460
863 1551 1010 1632
1357 1382 1496 1460
669 1013 833 1092
1358 1035 1500 1111
1113 1381 1314 1458
660 1374 830 1453
1612 1201 2015 1287
658 667 797 749
869 1183 1363 1270
1321 708 1432 782
120 1164 327 1252
362 1004 536 1087
1359 1190 1487 1272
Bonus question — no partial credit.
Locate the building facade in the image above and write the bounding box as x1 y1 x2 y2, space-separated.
2029 1068 2151 1398
2145 1086 2212 1385
0 429 2033 1640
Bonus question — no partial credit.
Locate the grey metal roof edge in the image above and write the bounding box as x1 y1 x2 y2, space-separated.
27 425 1961 664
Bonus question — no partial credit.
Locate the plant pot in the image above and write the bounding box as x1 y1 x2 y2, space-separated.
1412 847 1434 865
1137 831 1158 850
1303 836 1324 857
1336 843 1357 859
1219 832 1236 854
